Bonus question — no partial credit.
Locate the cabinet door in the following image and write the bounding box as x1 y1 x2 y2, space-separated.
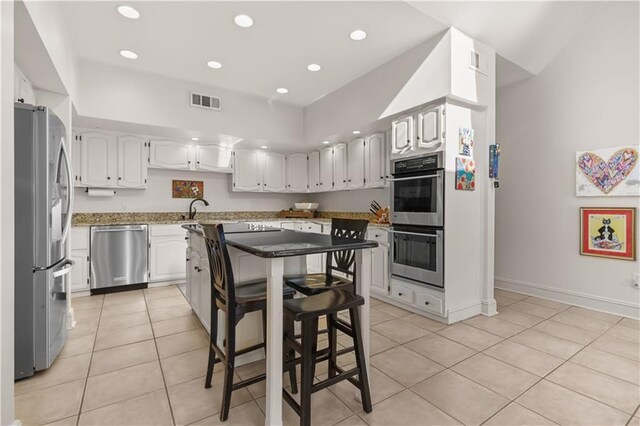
365 133 385 188
286 153 308 192
233 149 263 192
70 250 89 292
371 245 388 295
81 131 116 187
319 147 333 191
149 235 187 282
149 140 193 170
72 133 84 186
199 264 212 332
308 151 320 192
189 252 201 315
347 138 365 189
333 143 348 190
263 152 286 192
117 135 147 188
391 116 414 155
307 254 324 274
416 105 443 150
196 145 232 172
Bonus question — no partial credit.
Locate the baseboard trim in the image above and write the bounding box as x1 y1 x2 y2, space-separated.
495 276 640 319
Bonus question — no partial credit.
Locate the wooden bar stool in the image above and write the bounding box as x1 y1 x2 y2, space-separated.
282 289 373 426
201 223 298 421
285 218 369 296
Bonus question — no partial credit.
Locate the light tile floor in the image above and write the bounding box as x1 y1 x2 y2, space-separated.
14 286 640 426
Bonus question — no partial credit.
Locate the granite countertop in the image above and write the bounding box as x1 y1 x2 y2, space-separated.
73 211 390 228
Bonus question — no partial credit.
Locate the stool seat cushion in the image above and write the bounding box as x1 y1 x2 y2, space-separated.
283 289 364 321
235 280 296 304
284 273 353 296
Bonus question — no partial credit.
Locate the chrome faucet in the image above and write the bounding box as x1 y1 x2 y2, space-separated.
188 198 209 220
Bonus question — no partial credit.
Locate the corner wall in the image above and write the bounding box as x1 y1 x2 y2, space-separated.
495 2 640 317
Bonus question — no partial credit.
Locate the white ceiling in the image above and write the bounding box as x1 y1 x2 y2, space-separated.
55 1 602 106
58 1 447 106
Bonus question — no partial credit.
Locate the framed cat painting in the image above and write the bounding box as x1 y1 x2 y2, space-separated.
580 207 636 260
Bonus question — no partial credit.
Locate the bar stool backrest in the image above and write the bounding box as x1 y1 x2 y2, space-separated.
201 223 237 306
327 218 369 281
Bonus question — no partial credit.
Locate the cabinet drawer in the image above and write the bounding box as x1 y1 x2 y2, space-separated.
415 291 445 316
150 224 189 237
367 229 388 245
390 282 414 304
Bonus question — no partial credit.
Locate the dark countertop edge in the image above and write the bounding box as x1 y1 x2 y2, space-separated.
225 239 379 259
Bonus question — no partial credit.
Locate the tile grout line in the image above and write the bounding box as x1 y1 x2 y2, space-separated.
75 294 106 426
142 289 178 426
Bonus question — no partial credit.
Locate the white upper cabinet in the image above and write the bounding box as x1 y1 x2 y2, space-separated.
117 135 147 188
72 132 83 186
347 138 365 189
286 153 308 193
263 152 286 192
195 145 232 172
149 139 193 170
391 116 414 156
320 147 334 191
308 151 320 192
81 131 117 187
14 66 36 105
233 149 263 192
365 132 385 188
416 105 444 150
333 143 348 191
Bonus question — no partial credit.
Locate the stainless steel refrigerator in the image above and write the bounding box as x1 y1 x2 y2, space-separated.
15 103 74 379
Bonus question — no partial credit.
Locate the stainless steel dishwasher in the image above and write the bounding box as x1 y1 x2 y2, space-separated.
90 225 149 291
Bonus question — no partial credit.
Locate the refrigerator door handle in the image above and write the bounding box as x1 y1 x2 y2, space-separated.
60 138 74 245
52 259 74 278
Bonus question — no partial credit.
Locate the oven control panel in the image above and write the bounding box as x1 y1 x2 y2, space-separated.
393 152 443 175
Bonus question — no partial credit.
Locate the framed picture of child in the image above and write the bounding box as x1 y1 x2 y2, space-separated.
580 207 636 260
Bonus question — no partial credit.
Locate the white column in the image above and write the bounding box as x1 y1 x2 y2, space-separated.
264 257 284 426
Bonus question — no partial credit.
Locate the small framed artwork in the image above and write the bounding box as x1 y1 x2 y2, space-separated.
172 180 204 198
458 128 474 157
580 207 636 260
455 157 475 191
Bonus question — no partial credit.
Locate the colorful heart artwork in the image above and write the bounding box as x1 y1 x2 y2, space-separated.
576 146 639 197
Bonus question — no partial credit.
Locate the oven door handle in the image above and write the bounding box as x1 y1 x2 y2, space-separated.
387 173 441 182
390 230 441 238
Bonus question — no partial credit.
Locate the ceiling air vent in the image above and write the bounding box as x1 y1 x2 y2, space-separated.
190 91 221 111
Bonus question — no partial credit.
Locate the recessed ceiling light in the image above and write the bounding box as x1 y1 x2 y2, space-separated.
307 63 321 72
352 130 361 134
349 30 367 41
234 14 254 28
119 50 138 59
276 88 288 94
260 145 268 149
206 60 222 69
322 140 330 144
191 137 199 141
117 5 140 19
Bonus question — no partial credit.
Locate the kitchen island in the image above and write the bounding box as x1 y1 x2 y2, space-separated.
183 222 377 425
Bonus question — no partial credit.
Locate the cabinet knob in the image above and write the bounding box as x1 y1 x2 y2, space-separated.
107 176 111 180
417 136 421 140
118 177 122 180
398 292 403 296
424 301 430 306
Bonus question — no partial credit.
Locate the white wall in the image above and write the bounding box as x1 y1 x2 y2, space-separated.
495 2 640 317
75 60 303 150
0 1 15 423
74 168 301 213
310 187 390 213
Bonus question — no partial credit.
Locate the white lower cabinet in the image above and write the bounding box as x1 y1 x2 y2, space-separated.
70 227 90 293
389 278 446 317
293 222 325 274
149 225 188 282
368 230 389 296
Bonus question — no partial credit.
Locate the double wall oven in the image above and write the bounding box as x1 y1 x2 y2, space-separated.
390 152 444 289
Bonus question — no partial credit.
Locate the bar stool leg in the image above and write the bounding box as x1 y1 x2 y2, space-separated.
349 307 372 413
205 304 219 389
220 313 237 421
327 313 338 379
300 318 319 426
285 318 299 394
